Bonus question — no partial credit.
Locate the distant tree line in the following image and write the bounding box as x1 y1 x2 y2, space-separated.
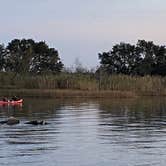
0 39 63 74
1 39 166 77
99 40 166 76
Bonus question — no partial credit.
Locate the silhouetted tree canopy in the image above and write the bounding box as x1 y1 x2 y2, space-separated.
99 40 166 76
0 44 6 71
0 39 63 74
30 41 63 73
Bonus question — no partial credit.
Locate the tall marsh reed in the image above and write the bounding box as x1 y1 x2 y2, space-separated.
1 72 166 96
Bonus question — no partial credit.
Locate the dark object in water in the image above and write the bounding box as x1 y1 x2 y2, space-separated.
0 118 48 126
25 120 48 125
0 120 7 124
7 116 20 125
0 117 20 125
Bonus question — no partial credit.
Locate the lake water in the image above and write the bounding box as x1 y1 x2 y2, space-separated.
0 97 166 166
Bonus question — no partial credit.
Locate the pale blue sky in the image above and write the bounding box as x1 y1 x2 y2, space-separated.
0 0 166 68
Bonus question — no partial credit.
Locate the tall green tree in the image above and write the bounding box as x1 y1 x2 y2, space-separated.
99 42 136 74
30 41 63 74
5 39 35 74
0 44 7 71
135 40 156 75
4 39 63 74
153 45 166 75
99 40 166 76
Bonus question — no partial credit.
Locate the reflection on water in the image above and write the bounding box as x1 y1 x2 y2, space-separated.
0 97 166 166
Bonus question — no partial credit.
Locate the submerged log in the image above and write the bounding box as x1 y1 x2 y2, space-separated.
0 120 7 124
25 120 48 125
0 118 48 126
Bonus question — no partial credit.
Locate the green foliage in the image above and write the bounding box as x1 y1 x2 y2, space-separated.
5 39 34 73
30 41 63 74
99 40 166 76
0 39 64 74
0 44 7 71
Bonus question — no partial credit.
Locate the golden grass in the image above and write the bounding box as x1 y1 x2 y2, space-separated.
1 72 166 98
0 89 136 98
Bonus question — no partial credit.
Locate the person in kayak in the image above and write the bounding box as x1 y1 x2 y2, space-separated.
2 97 8 102
11 96 20 101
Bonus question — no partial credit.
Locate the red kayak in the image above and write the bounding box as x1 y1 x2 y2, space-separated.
0 99 23 105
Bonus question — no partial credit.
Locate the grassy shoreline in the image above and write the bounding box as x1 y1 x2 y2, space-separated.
0 89 136 98
1 73 166 98
1 89 166 98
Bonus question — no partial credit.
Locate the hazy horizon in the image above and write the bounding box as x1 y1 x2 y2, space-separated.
1 0 166 68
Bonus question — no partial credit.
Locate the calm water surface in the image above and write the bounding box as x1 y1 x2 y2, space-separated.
0 97 166 166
